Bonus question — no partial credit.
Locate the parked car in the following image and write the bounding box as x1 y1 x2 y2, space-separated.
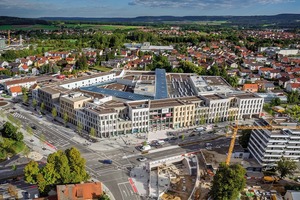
137 157 147 162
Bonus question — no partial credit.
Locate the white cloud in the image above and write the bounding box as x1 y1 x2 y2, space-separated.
128 0 291 9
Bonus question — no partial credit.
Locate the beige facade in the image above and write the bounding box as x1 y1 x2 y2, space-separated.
59 93 91 125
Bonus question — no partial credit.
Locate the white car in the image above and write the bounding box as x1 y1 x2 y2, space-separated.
137 157 147 162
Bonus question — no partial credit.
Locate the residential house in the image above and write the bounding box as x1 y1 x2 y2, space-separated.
286 83 300 92
8 62 22 69
242 84 259 92
48 56 62 62
278 76 290 88
63 64 74 73
18 58 33 66
45 51 70 59
19 64 29 72
0 61 9 68
227 69 239 76
239 68 251 77
56 182 103 200
8 85 22 97
262 82 275 91
66 57 76 65
259 67 280 79
226 59 239 68
247 74 261 83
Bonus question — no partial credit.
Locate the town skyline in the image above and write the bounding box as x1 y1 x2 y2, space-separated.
0 0 299 18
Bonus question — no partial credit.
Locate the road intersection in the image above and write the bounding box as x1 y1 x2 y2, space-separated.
1 102 233 200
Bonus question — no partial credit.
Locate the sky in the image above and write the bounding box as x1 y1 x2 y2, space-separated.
0 0 299 18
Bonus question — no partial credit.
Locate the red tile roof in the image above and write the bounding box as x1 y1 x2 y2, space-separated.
9 86 22 93
56 182 103 200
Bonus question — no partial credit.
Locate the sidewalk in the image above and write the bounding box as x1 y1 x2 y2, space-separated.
130 165 149 196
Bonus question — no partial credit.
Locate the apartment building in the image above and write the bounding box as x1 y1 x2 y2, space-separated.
59 72 115 89
59 92 91 125
38 86 70 112
4 77 37 90
232 93 264 119
248 119 300 168
200 94 231 123
128 101 150 133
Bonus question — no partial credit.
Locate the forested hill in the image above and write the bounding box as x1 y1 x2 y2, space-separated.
40 14 300 24
0 16 49 25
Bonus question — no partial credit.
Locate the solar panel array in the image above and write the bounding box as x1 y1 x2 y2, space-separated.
155 68 168 99
81 86 154 101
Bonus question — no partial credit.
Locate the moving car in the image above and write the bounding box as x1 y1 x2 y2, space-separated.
102 159 113 164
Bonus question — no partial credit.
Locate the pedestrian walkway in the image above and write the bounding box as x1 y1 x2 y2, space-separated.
130 165 149 196
149 170 159 198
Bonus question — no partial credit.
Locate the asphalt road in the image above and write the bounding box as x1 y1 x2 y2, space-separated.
4 103 232 200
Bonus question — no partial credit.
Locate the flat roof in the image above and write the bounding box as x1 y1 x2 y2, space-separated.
60 72 114 85
202 94 224 100
39 86 69 95
155 68 168 99
61 93 91 103
81 86 154 101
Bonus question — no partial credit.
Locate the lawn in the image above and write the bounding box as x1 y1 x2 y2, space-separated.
0 137 25 161
1 94 11 98
64 24 141 31
0 24 58 30
89 66 112 72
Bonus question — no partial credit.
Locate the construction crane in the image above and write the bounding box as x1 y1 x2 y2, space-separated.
225 120 300 165
7 30 10 46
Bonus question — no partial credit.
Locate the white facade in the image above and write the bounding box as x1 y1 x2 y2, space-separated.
83 107 118 138
236 97 263 119
60 73 115 89
4 79 37 90
129 105 149 133
248 120 300 168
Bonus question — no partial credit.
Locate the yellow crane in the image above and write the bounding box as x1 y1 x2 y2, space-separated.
225 121 300 165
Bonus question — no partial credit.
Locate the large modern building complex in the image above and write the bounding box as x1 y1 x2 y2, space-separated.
34 69 264 138
248 118 300 168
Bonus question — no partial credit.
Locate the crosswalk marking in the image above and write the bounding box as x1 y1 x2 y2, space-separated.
12 113 26 119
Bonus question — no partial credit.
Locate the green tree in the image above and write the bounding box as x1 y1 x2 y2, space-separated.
210 163 246 200
77 55 88 71
63 113 68 126
77 122 83 135
270 97 281 107
40 102 45 113
99 194 110 200
276 157 298 179
200 115 206 125
65 147 89 183
90 127 96 137
181 134 185 141
37 173 47 193
24 160 40 184
22 145 31 159
23 93 28 104
238 130 252 148
32 99 37 108
2 122 18 138
287 91 299 104
21 87 27 95
42 163 59 186
51 107 57 120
